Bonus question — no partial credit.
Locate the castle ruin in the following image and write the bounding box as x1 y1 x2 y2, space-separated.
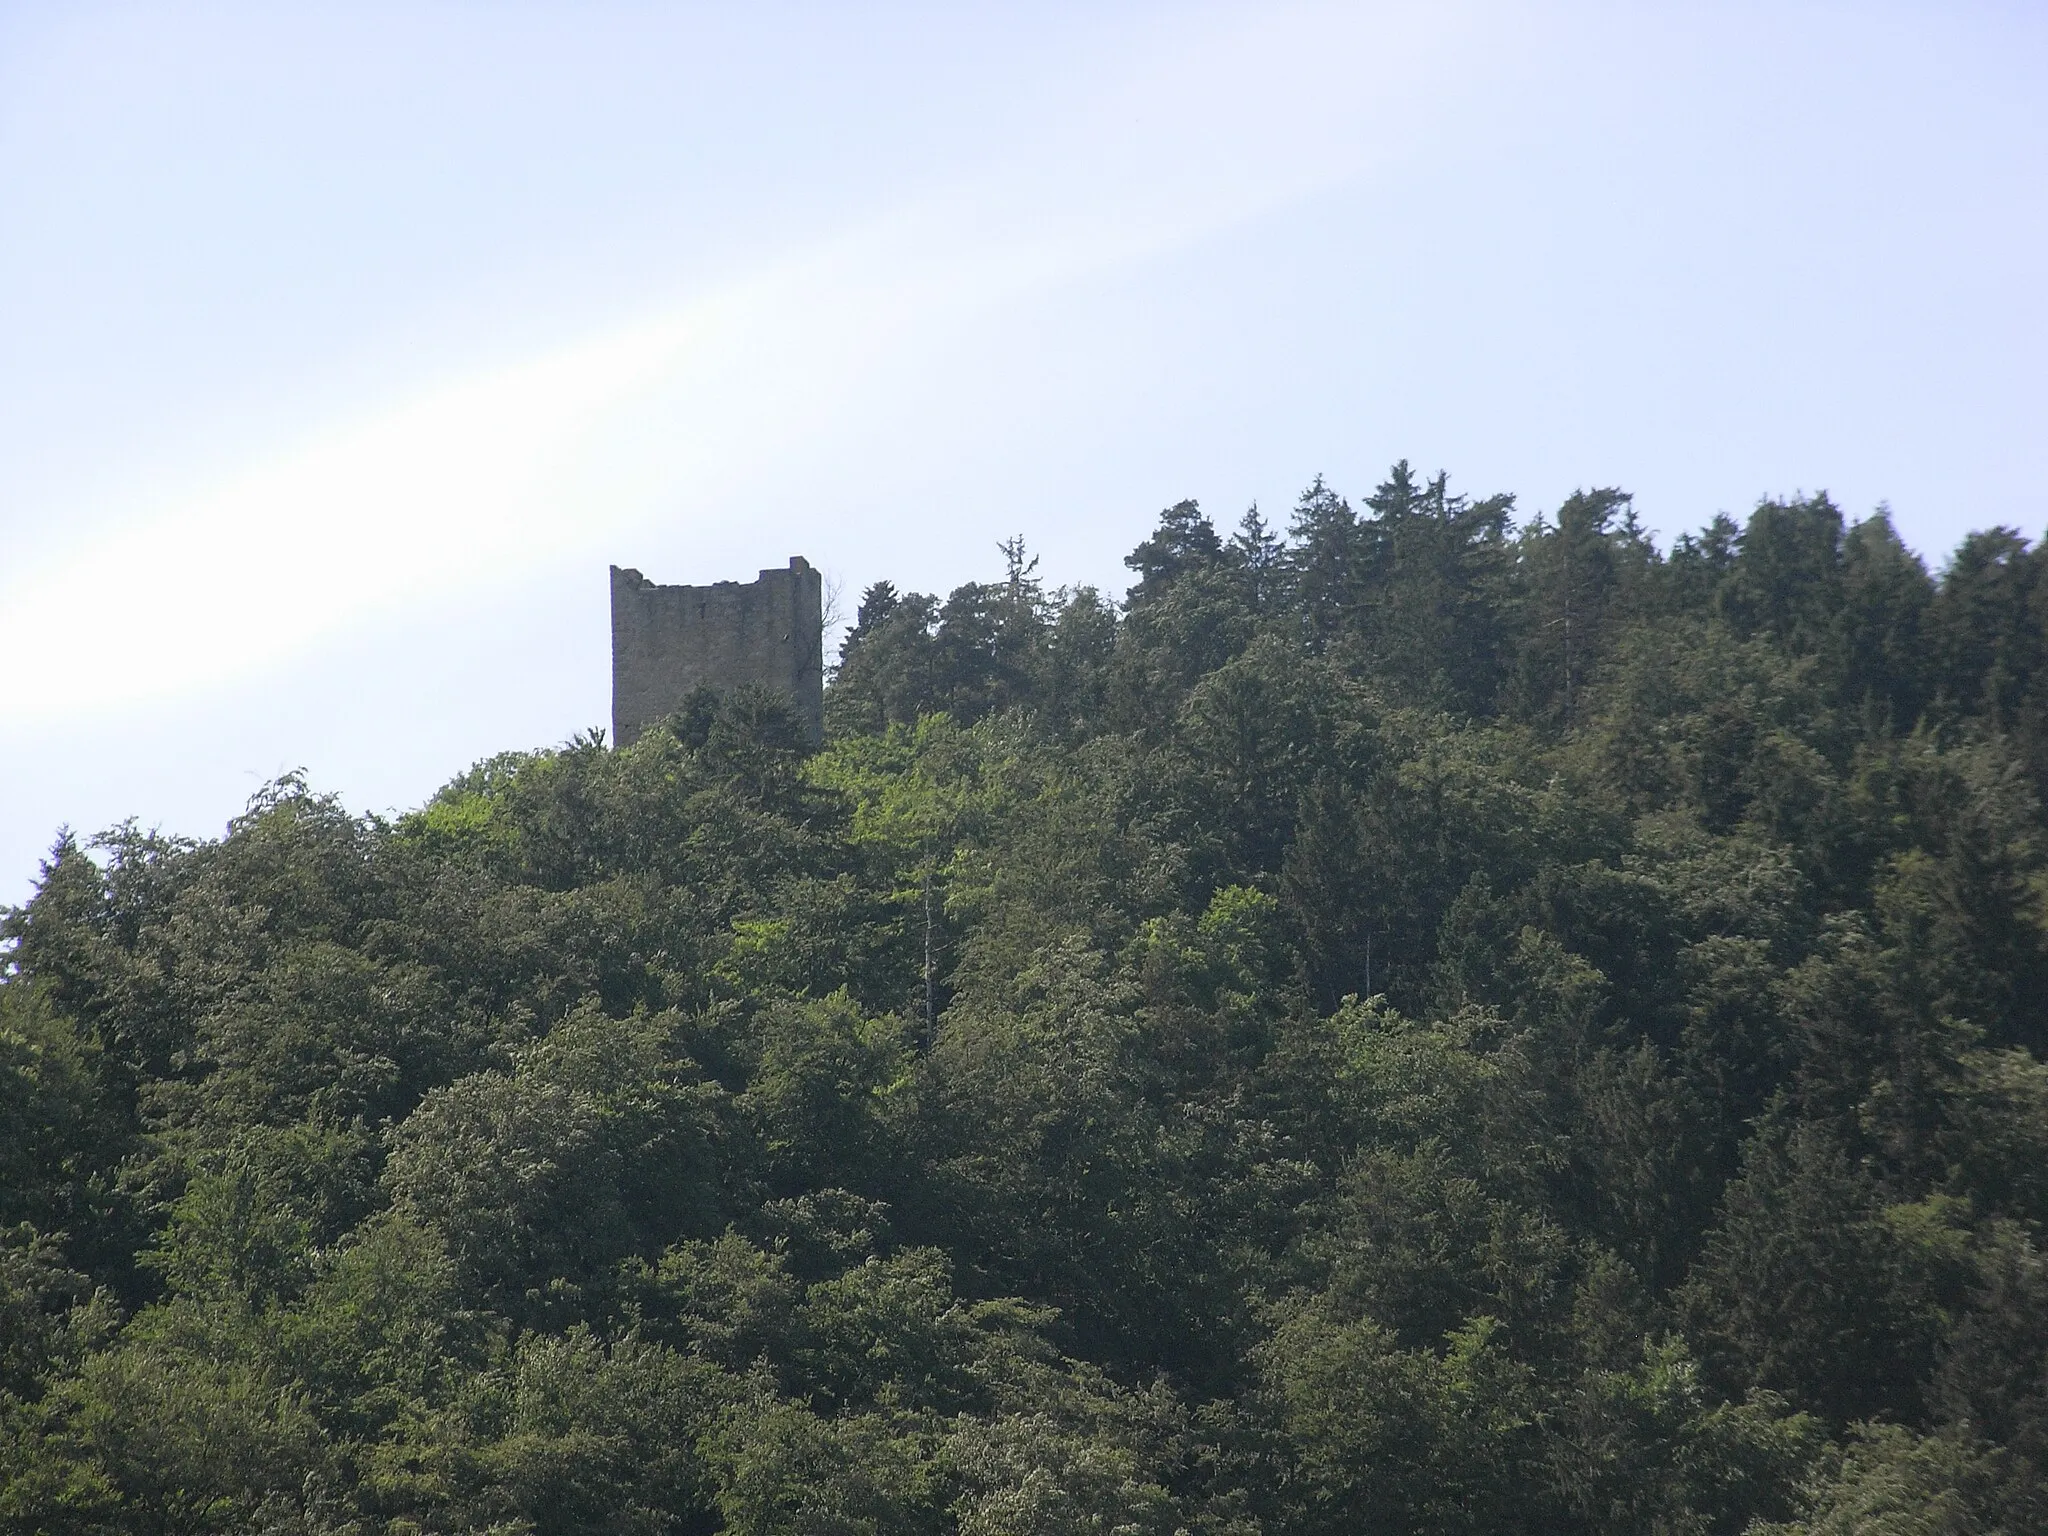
610 557 824 747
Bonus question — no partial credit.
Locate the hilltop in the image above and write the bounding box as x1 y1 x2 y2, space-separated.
6 465 2048 1534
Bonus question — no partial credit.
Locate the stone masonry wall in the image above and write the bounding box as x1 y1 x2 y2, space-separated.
610 556 824 747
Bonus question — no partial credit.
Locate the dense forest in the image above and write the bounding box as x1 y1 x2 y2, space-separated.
7 465 2048 1534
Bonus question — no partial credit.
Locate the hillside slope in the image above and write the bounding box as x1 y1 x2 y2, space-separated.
7 468 2048 1534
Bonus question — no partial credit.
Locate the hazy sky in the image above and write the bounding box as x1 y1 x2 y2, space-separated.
3 1 2045 903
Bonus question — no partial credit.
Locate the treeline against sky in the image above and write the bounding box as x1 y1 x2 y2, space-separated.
6 465 2048 1533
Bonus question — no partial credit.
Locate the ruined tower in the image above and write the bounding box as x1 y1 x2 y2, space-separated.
610 557 824 748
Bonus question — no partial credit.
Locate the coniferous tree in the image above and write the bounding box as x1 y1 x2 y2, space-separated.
1287 475 1367 649
1837 507 1935 727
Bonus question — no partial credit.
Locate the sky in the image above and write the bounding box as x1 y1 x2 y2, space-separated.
2 0 2045 904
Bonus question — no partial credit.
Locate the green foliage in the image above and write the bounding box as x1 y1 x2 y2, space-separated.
7 476 2048 1531
0 985 135 1275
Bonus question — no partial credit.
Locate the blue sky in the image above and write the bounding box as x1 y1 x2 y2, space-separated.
2 1 2045 902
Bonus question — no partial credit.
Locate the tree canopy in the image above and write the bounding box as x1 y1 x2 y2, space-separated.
7 468 2048 1533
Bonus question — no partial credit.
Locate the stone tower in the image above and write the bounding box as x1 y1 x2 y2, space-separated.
610 556 824 747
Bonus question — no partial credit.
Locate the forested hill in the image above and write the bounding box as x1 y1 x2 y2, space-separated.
8 466 2048 1535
